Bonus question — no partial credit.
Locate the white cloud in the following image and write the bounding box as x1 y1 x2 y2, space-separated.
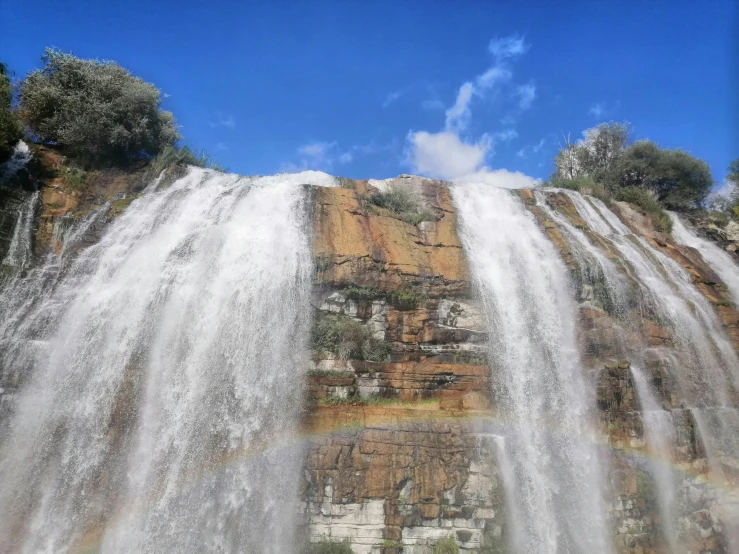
405 131 491 180
489 34 529 62
421 99 445 111
294 141 353 170
401 34 537 187
442 34 532 134
209 112 236 129
445 82 475 132
517 137 546 158
589 103 605 119
516 84 536 110
383 89 404 108
455 168 541 189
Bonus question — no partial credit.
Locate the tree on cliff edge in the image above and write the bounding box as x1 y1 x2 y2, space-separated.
18 48 181 166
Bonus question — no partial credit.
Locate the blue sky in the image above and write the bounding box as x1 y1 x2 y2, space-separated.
1 0 737 186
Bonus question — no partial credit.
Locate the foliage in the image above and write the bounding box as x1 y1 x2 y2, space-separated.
618 140 712 210
431 537 459 554
0 61 23 163
18 48 180 166
614 187 672 233
547 175 608 201
551 123 713 211
310 313 390 362
388 289 427 310
381 539 404 548
308 538 354 554
710 158 739 217
342 285 380 301
149 144 226 174
553 122 630 185
366 185 436 225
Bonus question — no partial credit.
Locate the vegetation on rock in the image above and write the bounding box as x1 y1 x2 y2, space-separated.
310 312 390 362
613 186 672 233
431 536 459 554
18 48 180 166
308 538 354 554
365 185 436 225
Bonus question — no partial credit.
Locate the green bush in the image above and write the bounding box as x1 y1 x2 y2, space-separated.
366 186 436 226
614 186 672 233
0 62 23 163
431 537 459 554
310 313 390 362
618 140 712 210
548 176 608 201
149 145 226 174
309 538 354 554
18 48 180 166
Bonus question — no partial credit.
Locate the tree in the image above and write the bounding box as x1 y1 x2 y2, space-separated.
728 158 739 187
18 48 180 166
0 62 23 163
619 140 712 209
552 123 630 185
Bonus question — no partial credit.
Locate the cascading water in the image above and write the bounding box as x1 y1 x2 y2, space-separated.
0 167 332 553
452 184 611 554
2 191 38 270
0 140 32 183
670 212 739 304
535 189 683 548
561 191 739 551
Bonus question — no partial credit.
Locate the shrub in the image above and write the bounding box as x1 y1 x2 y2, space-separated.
310 313 390 362
309 538 354 554
432 537 459 554
18 48 180 166
366 185 436 225
149 145 226 174
0 62 23 163
618 140 712 210
614 186 672 233
548 176 608 201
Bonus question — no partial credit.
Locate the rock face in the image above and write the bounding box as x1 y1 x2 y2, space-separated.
2 166 739 553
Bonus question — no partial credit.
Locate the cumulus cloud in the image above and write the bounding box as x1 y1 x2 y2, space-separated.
402 34 538 188
406 131 491 180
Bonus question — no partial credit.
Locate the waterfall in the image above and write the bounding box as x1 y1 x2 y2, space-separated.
561 191 739 551
0 140 32 183
2 191 38 270
670 212 739 305
452 184 611 554
0 168 328 553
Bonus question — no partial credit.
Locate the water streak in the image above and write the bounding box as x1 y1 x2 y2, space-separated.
453 184 610 554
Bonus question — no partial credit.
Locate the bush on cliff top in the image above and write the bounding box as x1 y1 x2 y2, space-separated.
613 186 672 234
18 48 180 167
366 185 436 225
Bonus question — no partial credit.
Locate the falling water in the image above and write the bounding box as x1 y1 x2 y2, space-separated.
562 191 739 550
670 212 739 305
0 140 32 183
453 184 611 554
2 191 38 270
0 167 330 553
